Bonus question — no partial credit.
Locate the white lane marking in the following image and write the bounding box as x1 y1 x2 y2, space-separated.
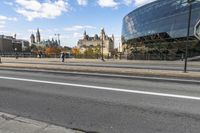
0 76 200 100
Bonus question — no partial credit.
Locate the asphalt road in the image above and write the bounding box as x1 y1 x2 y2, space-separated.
0 70 200 132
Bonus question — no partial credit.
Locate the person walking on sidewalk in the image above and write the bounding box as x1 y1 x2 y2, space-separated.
61 52 65 63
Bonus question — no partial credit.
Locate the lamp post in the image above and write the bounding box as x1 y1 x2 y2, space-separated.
101 37 105 61
184 0 195 73
15 48 18 59
55 34 60 46
101 30 105 61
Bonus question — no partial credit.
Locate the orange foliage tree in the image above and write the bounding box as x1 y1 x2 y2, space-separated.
72 47 80 56
45 47 61 56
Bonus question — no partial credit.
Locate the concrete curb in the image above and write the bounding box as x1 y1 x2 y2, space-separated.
0 112 84 133
0 67 200 85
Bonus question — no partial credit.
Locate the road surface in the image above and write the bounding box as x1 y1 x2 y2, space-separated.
0 69 200 132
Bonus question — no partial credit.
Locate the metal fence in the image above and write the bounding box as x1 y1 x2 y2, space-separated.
0 52 199 61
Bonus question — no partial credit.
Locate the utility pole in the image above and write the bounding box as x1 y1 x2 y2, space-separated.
184 0 195 73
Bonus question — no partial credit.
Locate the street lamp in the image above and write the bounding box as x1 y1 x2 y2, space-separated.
101 29 105 61
15 48 18 59
184 0 195 73
55 34 60 46
101 38 104 61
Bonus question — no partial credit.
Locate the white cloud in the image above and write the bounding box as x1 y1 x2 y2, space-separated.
0 25 5 29
27 29 44 33
77 0 88 6
0 15 18 29
64 25 96 31
123 0 133 5
0 15 17 21
15 0 70 21
73 32 82 38
134 0 156 7
98 0 118 8
0 21 5 24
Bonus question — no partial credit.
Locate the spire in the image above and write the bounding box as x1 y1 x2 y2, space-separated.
101 28 105 35
30 34 35 44
101 28 105 40
84 30 87 40
112 34 115 41
36 28 41 43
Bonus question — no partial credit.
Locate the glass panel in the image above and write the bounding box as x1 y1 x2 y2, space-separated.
122 0 200 42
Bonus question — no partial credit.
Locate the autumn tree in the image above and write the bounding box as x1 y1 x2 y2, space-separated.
72 47 80 57
45 47 61 56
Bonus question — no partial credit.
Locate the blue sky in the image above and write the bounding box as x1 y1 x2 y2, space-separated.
0 0 154 47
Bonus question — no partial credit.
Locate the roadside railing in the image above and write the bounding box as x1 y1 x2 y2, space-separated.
0 52 200 61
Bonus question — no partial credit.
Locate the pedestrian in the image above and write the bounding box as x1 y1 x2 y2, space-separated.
61 52 65 62
39 51 42 58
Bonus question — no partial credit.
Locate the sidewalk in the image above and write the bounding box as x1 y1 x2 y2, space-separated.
0 57 200 80
1 57 200 67
2 57 200 66
0 112 83 133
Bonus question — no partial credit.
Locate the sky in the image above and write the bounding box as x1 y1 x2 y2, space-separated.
0 0 155 47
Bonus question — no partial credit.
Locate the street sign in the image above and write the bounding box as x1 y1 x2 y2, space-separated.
194 19 200 40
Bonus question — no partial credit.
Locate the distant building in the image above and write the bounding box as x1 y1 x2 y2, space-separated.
77 28 114 55
30 34 35 44
13 39 29 52
0 35 29 52
30 28 59 48
0 35 13 52
36 28 41 43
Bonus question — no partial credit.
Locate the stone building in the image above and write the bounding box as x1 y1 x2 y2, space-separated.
30 28 59 48
30 28 41 45
77 28 114 55
30 34 35 44
0 35 13 52
0 35 29 52
36 28 41 43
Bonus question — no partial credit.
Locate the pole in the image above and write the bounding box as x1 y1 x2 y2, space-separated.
55 34 60 46
119 43 121 60
101 38 104 61
184 1 192 73
58 34 60 46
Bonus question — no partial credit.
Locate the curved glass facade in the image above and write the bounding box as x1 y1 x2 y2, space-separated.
122 0 200 43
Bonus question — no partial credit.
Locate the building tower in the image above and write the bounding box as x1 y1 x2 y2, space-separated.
112 34 115 42
30 34 35 44
36 28 41 43
83 30 87 40
101 28 105 41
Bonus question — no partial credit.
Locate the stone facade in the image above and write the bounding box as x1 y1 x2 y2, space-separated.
0 35 13 52
36 28 41 43
77 28 114 55
0 35 29 52
30 28 59 48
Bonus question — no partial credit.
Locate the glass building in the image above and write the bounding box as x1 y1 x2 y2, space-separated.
122 0 200 45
